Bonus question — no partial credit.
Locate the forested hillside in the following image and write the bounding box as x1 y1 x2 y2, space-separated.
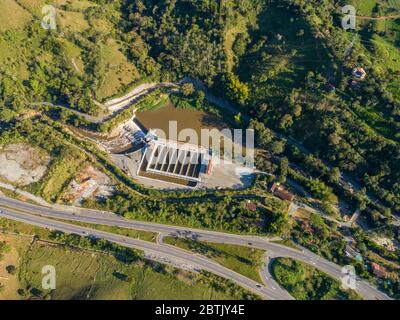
0 0 399 214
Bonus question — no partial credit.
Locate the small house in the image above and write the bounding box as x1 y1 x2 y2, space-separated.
352 67 367 80
371 262 388 279
246 202 258 212
270 183 295 202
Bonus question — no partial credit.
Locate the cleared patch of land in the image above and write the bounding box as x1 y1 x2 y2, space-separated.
0 143 50 186
40 147 86 202
61 165 115 205
60 38 85 74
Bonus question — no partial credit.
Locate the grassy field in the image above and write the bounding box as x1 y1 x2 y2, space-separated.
17 0 97 16
271 239 301 251
0 0 32 31
346 0 378 16
164 237 265 283
59 38 85 74
0 0 143 102
58 9 89 33
40 148 86 202
0 218 249 300
344 0 400 16
0 235 22 299
342 8 400 140
0 31 30 79
271 257 361 300
91 18 113 34
17 0 47 15
371 34 400 72
224 15 248 71
388 79 400 105
95 38 141 101
19 241 238 300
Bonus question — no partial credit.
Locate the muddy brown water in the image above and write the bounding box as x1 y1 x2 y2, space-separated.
136 103 247 155
70 103 249 157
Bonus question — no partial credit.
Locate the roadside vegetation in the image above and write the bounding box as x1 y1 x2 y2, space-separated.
271 257 361 300
164 237 265 283
55 219 158 243
0 217 258 300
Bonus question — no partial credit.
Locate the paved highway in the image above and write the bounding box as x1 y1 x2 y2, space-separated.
259 253 295 300
0 195 390 300
0 207 285 300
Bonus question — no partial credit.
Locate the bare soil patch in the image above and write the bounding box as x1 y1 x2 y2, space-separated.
0 143 50 186
61 165 115 205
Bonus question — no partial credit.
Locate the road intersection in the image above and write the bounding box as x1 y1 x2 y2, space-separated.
0 194 391 300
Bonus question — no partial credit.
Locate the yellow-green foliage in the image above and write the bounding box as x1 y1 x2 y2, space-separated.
18 241 240 300
0 32 31 80
16 0 48 16
95 39 141 101
225 72 249 105
41 147 86 202
58 9 89 33
371 35 400 72
272 258 361 300
345 0 400 16
0 241 10 258
164 237 265 283
65 220 158 243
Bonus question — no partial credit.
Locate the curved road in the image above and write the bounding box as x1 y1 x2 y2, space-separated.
0 207 283 300
0 195 390 300
260 253 295 300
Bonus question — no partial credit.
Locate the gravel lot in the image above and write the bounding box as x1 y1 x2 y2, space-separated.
0 143 50 186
